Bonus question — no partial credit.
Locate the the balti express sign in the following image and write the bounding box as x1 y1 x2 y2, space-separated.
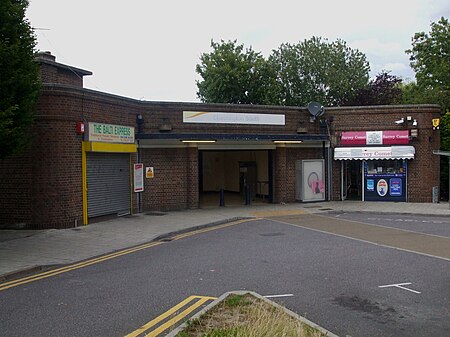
87 123 135 143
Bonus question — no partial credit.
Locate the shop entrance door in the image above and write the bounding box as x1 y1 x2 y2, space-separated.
344 161 362 200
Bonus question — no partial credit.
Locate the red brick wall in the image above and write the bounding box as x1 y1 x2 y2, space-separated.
140 147 198 211
0 59 442 229
0 149 33 226
39 63 84 88
328 106 441 202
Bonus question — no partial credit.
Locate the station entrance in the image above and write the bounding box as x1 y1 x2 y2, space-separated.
199 150 272 207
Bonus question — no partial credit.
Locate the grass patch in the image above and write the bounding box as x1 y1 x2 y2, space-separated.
176 294 329 337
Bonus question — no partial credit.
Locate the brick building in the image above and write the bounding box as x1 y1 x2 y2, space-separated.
0 53 441 229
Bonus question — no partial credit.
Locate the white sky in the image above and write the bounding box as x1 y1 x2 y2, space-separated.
27 0 449 102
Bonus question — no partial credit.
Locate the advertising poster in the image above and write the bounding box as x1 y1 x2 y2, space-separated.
377 179 388 197
366 179 374 191
133 163 144 192
389 178 402 196
301 160 325 202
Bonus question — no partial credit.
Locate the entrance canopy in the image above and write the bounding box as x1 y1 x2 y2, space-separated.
334 146 415 160
137 133 329 149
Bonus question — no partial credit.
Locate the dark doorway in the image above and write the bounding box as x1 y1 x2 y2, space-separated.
199 150 271 207
344 161 362 200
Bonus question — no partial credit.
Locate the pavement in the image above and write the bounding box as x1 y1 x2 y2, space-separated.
1 200 449 281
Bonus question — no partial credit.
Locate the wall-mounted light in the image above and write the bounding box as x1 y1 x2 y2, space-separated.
136 114 144 134
181 140 216 143
412 119 418 126
395 118 405 125
273 140 303 144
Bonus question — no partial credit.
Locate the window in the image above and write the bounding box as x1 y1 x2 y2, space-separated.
366 160 405 175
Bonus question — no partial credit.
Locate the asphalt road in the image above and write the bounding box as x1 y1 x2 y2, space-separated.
0 214 449 337
322 211 450 238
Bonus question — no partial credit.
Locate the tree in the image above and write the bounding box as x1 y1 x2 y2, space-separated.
269 37 370 106
0 0 40 159
351 71 403 106
196 40 280 104
406 17 450 199
406 17 449 112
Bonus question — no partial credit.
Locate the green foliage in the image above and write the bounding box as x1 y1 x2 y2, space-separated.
269 37 370 106
0 0 40 159
224 295 252 308
406 17 450 112
441 113 450 151
196 40 280 104
406 17 450 199
196 37 370 107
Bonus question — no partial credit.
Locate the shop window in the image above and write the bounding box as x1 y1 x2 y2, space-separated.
366 160 405 175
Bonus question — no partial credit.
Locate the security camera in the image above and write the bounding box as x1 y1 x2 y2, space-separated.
395 118 405 125
412 119 418 126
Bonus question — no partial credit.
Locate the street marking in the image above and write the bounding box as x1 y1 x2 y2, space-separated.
169 219 255 241
251 210 306 217
379 282 421 294
264 294 294 298
124 295 217 337
0 219 253 292
0 241 163 292
271 218 450 262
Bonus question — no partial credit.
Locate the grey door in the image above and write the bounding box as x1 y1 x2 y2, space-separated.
86 152 130 218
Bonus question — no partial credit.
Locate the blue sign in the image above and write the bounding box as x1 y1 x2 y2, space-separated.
367 179 374 191
389 178 402 196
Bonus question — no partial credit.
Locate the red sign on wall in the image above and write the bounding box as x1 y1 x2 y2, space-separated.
341 130 409 146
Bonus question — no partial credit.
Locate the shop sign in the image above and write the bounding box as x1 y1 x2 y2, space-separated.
183 111 285 125
87 123 135 143
334 146 415 160
341 130 409 146
134 163 144 192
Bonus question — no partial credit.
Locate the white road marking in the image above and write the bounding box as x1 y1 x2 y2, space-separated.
379 282 421 294
264 294 294 298
273 219 450 262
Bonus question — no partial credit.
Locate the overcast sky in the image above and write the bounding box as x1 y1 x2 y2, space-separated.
26 0 449 102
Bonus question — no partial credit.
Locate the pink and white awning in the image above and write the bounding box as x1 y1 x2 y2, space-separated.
334 146 415 160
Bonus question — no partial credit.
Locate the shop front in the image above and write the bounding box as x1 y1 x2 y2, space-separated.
334 130 414 202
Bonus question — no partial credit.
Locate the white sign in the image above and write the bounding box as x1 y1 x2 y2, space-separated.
366 131 383 145
134 163 144 192
183 111 285 125
87 123 135 143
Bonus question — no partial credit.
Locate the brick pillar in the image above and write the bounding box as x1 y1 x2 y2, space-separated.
186 146 199 209
274 146 287 203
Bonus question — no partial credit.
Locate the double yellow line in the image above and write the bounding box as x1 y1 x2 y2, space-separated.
125 295 217 337
0 219 253 292
0 241 162 292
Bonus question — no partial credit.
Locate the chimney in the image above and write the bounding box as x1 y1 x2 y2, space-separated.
37 51 56 62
